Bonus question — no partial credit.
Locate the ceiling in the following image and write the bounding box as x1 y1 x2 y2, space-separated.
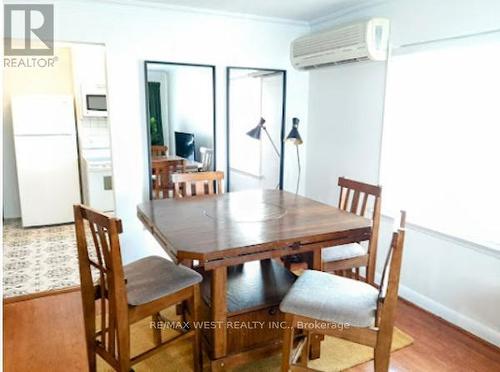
126 0 382 22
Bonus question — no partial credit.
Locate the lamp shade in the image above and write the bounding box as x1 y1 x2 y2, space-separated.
246 117 266 140
286 117 303 145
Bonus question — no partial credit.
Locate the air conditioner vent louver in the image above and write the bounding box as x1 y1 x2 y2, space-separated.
293 24 365 57
291 18 390 70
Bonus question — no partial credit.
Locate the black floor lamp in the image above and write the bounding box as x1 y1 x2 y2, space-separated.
246 117 281 157
247 117 303 193
286 117 303 194
246 117 281 189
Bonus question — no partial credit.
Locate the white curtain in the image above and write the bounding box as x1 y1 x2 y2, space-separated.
381 33 500 248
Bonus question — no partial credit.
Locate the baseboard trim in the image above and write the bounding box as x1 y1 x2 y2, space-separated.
3 285 80 304
393 281 500 347
366 272 500 349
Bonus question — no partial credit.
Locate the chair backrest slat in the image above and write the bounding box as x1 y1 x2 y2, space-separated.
360 192 369 215
350 190 360 214
195 180 204 195
343 188 351 210
185 180 193 196
338 186 345 209
97 226 112 267
89 222 105 268
171 171 224 198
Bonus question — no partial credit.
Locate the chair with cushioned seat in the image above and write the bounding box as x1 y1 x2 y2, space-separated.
322 177 382 284
280 211 406 372
74 204 203 372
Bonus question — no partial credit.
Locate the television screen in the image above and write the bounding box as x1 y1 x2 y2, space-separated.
175 132 195 160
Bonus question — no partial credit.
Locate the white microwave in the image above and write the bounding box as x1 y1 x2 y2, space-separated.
81 85 108 117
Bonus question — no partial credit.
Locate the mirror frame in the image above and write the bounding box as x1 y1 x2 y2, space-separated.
144 60 217 200
225 66 287 191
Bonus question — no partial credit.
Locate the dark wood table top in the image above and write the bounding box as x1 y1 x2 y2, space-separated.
151 155 200 169
137 189 372 263
152 155 184 162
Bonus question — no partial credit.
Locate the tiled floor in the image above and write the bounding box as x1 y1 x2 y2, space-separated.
3 219 80 298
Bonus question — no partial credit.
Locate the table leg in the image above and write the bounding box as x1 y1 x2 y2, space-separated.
211 266 227 359
178 259 194 321
312 247 322 271
310 247 324 360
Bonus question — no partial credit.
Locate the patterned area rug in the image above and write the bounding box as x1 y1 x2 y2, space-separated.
97 308 414 371
3 219 80 298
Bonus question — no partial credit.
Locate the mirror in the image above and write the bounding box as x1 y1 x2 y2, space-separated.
144 61 216 199
226 67 286 192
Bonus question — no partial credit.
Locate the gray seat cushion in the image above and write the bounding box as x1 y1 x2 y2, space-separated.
280 270 379 327
322 242 367 263
124 256 202 306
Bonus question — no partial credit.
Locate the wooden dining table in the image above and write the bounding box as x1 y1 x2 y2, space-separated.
137 189 372 370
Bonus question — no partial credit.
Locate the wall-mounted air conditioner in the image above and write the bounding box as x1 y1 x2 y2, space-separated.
291 18 390 70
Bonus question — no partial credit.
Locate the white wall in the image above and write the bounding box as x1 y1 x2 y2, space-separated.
5 0 310 262
306 0 500 345
167 66 213 160
306 61 386 204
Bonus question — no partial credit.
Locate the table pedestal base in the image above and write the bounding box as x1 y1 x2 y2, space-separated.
195 259 324 370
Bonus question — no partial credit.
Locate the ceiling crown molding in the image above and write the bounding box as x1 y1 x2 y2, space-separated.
310 0 391 28
5 0 389 29
50 0 310 27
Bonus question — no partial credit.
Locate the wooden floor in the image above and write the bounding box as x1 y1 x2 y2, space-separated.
4 291 500 372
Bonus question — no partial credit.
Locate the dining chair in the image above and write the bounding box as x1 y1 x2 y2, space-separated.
151 158 185 199
171 171 224 198
280 211 406 372
170 171 224 316
74 204 203 372
199 147 214 171
151 145 168 157
322 177 382 284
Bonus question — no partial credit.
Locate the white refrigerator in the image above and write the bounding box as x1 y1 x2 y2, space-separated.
12 95 81 227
